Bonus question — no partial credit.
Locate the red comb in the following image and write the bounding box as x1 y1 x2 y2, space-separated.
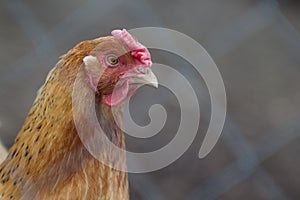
111 29 152 67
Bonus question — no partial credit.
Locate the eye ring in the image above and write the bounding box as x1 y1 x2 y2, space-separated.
106 55 119 67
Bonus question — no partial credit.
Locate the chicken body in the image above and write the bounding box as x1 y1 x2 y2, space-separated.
0 30 157 200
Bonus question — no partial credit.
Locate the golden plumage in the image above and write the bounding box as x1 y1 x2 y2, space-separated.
0 36 130 200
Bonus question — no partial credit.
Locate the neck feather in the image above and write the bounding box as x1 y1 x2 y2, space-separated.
0 59 128 200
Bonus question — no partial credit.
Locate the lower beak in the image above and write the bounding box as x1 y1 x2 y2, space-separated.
126 68 158 88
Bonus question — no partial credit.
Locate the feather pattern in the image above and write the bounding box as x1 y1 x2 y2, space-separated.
0 36 129 200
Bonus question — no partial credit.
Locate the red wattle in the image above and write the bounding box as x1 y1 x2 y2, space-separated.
104 80 129 106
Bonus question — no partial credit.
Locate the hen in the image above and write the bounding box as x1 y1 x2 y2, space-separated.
0 29 157 200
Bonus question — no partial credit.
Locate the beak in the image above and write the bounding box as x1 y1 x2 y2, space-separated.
125 67 158 88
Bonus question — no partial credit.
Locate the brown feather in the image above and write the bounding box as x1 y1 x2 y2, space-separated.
0 36 129 200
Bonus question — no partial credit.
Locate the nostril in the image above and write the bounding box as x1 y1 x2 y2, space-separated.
137 67 145 74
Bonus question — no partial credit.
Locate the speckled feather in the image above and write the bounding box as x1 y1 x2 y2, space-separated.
0 36 130 200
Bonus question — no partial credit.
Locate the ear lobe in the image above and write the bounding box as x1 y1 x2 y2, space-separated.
83 55 104 93
83 55 98 66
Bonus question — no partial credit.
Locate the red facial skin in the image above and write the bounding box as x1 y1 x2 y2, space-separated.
84 29 153 106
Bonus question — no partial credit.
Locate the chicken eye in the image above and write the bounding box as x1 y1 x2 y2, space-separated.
106 55 119 67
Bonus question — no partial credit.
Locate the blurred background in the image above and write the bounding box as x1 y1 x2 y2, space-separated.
0 0 300 199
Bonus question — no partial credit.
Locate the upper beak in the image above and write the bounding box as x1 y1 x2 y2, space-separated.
124 67 158 88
